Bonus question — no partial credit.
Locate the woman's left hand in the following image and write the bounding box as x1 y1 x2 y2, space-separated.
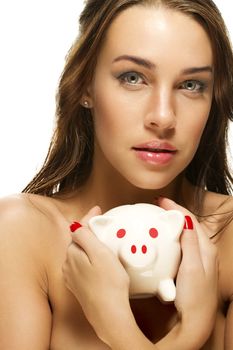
62 206 133 345
158 197 218 346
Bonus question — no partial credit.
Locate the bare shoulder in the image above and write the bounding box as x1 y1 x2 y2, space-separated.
203 192 233 300
0 192 68 222
0 193 50 235
201 191 233 232
0 194 73 348
0 193 71 262
0 193 72 308
202 190 233 214
203 190 233 242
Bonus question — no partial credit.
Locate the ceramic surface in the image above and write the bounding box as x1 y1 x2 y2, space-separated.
89 203 184 301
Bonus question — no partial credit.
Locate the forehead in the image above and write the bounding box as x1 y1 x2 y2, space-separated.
98 5 213 68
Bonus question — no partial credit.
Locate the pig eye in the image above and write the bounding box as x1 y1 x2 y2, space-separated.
149 228 158 238
116 228 126 238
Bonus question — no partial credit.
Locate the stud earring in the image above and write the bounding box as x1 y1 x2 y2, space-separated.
83 100 89 108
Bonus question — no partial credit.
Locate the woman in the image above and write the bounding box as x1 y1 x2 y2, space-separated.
0 0 232 349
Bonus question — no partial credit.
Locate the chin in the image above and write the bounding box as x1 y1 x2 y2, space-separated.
128 175 177 191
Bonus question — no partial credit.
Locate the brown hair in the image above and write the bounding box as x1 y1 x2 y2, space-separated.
23 0 233 208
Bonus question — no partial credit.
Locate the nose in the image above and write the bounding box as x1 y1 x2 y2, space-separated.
144 85 176 130
119 242 157 269
131 245 147 254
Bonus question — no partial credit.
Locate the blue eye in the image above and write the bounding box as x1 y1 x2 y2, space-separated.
181 80 205 92
118 71 144 85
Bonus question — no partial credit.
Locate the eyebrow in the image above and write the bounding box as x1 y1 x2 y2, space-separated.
112 55 213 75
112 55 156 70
181 66 213 75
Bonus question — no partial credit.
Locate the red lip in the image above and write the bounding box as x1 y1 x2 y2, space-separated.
132 140 177 165
132 140 177 152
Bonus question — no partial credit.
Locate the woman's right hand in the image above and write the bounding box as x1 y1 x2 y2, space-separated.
63 199 218 350
157 197 218 350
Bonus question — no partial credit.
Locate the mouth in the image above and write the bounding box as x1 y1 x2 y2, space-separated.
133 141 177 152
132 141 177 165
132 147 176 153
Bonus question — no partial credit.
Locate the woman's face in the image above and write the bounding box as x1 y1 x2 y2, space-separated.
88 6 214 190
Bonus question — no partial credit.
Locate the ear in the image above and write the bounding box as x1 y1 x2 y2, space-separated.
80 85 94 108
158 210 184 239
88 215 114 238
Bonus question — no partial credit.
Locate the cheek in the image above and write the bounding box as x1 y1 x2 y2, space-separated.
92 84 142 140
179 100 211 144
92 97 122 145
192 109 210 143
92 68 146 128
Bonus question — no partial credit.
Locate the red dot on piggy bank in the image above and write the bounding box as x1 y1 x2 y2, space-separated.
88 203 184 302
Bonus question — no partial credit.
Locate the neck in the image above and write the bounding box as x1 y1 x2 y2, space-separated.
75 165 189 215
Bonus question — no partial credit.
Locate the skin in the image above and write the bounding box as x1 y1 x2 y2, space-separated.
86 6 213 203
0 5 233 350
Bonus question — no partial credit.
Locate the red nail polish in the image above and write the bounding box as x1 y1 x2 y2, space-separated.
184 215 194 230
70 221 82 232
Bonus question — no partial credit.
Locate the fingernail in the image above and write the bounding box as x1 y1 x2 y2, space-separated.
184 215 194 230
158 196 174 203
70 221 82 232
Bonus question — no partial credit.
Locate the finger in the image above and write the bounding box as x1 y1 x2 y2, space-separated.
63 243 91 297
158 197 204 238
69 207 112 264
158 197 202 235
69 205 102 246
69 206 101 235
179 229 202 270
65 241 90 272
159 197 217 272
81 205 102 225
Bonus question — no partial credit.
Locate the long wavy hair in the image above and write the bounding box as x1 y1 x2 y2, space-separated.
23 0 233 210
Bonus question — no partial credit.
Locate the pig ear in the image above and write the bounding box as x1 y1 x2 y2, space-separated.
88 215 114 237
159 210 184 238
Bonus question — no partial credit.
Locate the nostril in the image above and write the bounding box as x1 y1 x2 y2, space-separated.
142 245 147 254
131 245 137 254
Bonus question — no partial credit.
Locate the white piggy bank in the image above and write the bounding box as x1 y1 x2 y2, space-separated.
89 203 184 302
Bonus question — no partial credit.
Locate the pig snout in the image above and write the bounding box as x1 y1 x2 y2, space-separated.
119 242 157 269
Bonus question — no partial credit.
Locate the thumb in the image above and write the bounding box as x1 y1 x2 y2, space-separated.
157 197 180 211
70 205 102 233
81 205 102 225
69 205 107 262
158 197 216 269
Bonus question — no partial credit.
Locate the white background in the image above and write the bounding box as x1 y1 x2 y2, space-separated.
0 0 232 197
